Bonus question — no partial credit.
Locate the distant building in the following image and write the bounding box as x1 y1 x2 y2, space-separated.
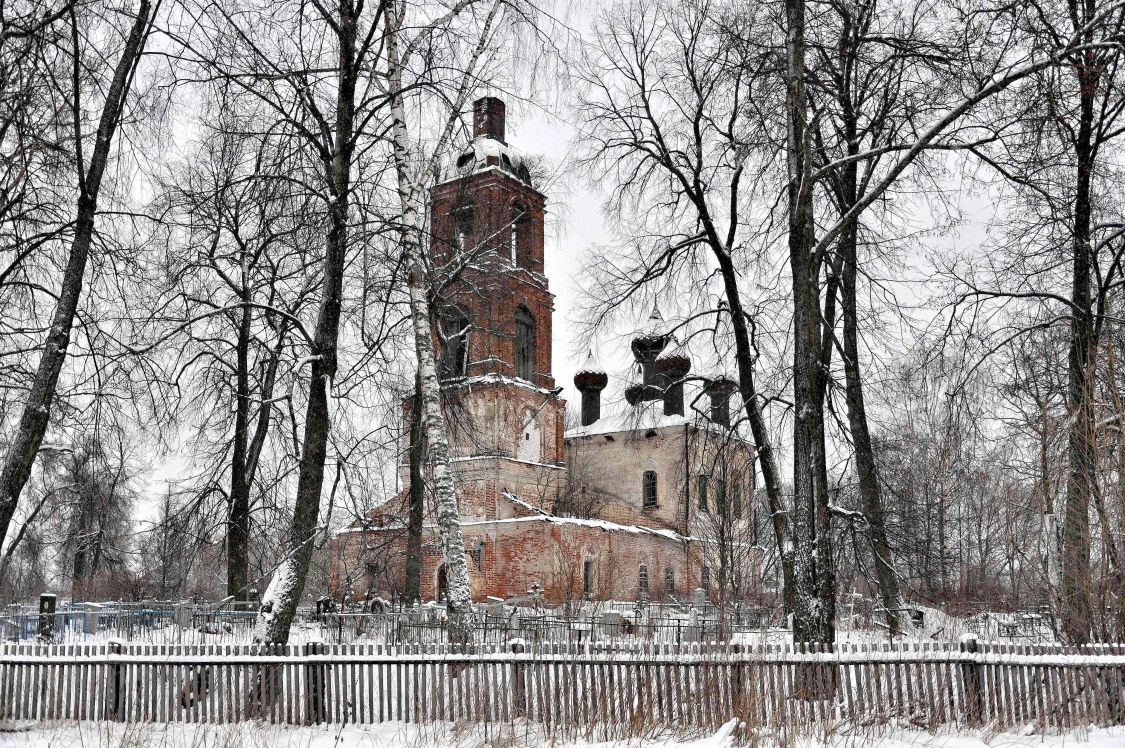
328 98 761 607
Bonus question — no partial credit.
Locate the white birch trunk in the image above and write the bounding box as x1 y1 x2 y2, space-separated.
383 4 497 644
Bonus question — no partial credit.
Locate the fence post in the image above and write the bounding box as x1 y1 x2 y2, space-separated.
959 636 983 727
510 640 526 717
107 641 124 720
304 642 326 725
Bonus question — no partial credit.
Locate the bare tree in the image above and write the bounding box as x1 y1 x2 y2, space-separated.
0 0 156 560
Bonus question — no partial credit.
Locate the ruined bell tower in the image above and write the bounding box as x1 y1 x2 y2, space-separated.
410 96 566 521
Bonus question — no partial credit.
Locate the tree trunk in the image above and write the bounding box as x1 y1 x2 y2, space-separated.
228 290 252 603
1060 52 1097 645
404 369 425 603
386 6 474 645
785 0 835 644
829 42 906 633
0 0 152 552
711 250 795 615
838 219 905 637
252 0 356 645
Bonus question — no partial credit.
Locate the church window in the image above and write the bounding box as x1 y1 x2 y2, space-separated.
714 479 727 513
664 567 675 595
510 203 526 266
438 312 469 379
453 204 474 252
697 475 709 512
583 559 593 596
515 305 536 380
638 564 648 593
642 470 657 508
701 566 711 591
732 481 743 517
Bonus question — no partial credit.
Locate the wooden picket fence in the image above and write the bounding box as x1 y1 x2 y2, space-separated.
0 641 1123 736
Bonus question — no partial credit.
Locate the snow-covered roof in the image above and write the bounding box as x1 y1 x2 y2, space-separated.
575 349 605 377
443 372 558 397
444 136 534 187
565 405 692 439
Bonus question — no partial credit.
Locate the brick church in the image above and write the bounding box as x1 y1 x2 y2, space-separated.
328 98 762 607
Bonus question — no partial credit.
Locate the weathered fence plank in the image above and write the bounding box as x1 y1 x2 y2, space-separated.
1 641 1123 735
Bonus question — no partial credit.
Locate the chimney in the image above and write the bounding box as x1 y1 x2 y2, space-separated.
473 97 506 143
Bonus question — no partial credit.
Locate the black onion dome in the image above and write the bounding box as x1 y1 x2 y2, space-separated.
574 370 609 392
655 338 691 380
706 375 737 395
630 305 670 360
624 383 662 405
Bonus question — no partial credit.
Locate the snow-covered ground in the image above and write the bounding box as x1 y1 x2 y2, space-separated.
0 721 1119 747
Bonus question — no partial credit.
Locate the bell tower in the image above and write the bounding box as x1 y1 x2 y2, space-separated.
410 97 566 521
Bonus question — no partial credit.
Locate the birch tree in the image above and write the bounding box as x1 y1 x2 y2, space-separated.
384 0 510 644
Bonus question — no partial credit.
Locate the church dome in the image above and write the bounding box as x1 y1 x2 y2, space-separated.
454 137 533 186
655 338 691 380
630 305 671 361
574 349 609 392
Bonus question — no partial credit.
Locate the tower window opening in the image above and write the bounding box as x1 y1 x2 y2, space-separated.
642 470 658 508
453 204 474 253
515 305 536 381
438 312 469 379
510 204 525 266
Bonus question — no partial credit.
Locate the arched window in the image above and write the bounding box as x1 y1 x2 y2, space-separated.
701 566 711 591
453 203 474 253
438 312 469 379
697 475 709 512
515 305 536 380
510 203 526 266
638 564 648 593
436 564 448 602
583 559 593 597
664 567 675 595
642 470 657 508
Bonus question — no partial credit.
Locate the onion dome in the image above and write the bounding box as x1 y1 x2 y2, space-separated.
655 339 691 382
631 304 670 362
574 349 608 392
624 382 663 405
453 137 533 185
705 375 737 397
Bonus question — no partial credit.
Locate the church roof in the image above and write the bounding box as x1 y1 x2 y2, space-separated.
450 136 534 186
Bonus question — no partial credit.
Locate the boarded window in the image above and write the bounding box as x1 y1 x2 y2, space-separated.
701 566 711 591
697 475 709 511
515 305 535 380
642 470 657 508
638 564 648 593
438 313 469 379
664 567 675 595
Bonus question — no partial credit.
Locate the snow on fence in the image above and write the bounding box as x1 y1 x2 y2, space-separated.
0 641 1123 736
